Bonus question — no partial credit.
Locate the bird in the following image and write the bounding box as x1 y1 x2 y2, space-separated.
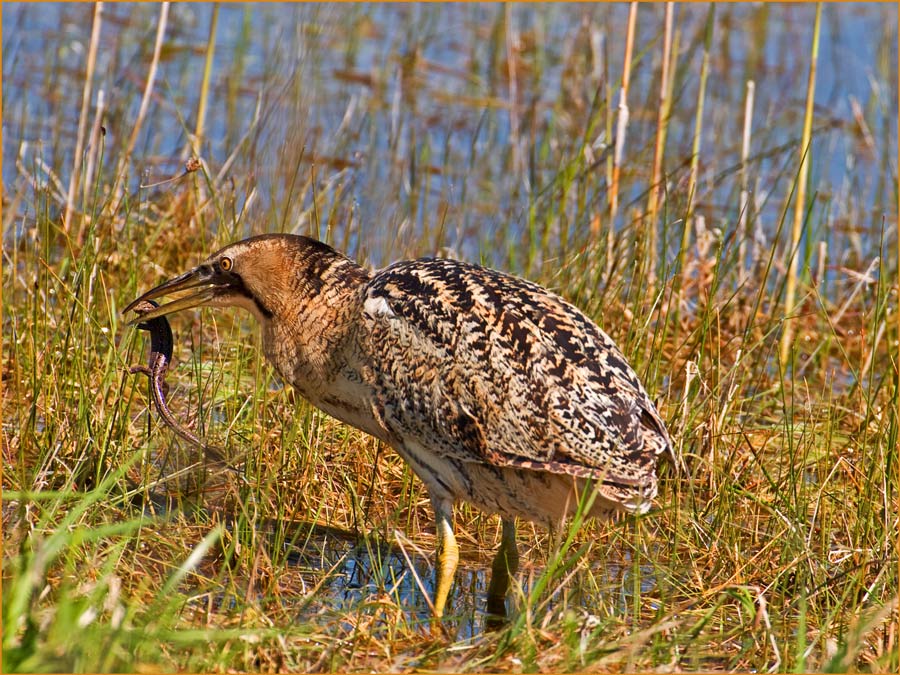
124 233 671 621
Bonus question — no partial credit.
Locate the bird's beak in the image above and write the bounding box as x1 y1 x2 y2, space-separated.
123 266 222 324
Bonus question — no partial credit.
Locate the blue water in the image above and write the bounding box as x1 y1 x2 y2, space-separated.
279 526 658 640
3 3 896 270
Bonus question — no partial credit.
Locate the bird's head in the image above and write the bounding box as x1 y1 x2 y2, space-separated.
124 234 366 325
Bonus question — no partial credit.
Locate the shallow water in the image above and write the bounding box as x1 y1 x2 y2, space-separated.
276 524 659 639
139 489 661 641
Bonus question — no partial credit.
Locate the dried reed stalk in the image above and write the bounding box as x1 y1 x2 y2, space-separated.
110 2 170 214
738 80 755 284
645 2 675 284
780 2 822 366
609 2 638 225
64 1 102 237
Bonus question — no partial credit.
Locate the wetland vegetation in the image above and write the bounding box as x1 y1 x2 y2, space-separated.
2 3 898 672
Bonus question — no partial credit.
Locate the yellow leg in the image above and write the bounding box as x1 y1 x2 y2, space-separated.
487 517 519 621
431 497 459 619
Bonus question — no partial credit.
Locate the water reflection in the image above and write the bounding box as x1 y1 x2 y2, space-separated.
285 531 498 639
276 524 659 639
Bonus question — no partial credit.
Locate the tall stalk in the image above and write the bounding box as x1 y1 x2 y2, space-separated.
681 3 715 259
780 2 821 367
609 2 638 226
111 2 170 214
187 2 219 159
64 1 102 241
672 3 714 348
646 2 675 285
738 79 756 284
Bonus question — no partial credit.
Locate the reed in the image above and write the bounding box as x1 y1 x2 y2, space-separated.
609 1 638 226
780 2 822 367
738 79 755 283
113 1 170 213
680 2 714 264
645 1 675 285
64 0 102 244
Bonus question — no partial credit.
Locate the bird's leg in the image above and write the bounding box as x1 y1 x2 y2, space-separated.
430 496 459 620
486 517 518 623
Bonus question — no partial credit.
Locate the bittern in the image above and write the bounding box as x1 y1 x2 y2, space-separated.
125 234 671 620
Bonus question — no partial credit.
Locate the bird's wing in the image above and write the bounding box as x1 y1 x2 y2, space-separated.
361 258 670 489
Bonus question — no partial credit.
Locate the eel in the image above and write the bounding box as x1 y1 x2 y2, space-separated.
129 300 231 468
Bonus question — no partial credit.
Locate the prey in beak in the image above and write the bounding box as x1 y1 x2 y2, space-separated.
123 262 239 323
125 237 282 326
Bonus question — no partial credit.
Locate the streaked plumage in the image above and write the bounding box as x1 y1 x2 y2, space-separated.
362 257 668 520
125 233 671 620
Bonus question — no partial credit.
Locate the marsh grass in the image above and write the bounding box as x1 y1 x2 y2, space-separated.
3 3 898 672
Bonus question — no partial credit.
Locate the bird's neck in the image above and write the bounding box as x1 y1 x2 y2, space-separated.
262 256 370 400
263 265 391 440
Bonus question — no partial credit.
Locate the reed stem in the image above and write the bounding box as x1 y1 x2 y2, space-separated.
646 2 675 285
609 2 638 225
112 2 170 213
65 1 102 240
780 2 821 367
738 79 755 284
681 2 715 256
188 2 220 159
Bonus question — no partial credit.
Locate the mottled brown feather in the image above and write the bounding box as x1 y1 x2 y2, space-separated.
360 257 671 512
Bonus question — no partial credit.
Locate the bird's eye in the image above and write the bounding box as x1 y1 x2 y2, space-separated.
220 257 233 272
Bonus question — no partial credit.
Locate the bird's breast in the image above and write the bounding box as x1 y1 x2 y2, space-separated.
261 319 391 443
